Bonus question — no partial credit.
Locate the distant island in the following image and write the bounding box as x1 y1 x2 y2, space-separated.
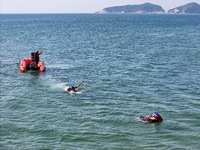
95 2 200 14
168 2 200 14
95 3 165 14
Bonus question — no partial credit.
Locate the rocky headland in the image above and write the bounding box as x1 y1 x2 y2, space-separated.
96 2 200 14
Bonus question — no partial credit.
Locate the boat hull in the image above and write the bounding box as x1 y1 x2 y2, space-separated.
20 58 46 73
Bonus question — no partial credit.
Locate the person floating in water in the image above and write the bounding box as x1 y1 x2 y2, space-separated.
136 112 163 124
66 81 84 93
29 50 42 69
145 112 163 123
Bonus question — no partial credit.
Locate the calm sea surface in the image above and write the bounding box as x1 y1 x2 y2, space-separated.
0 14 200 150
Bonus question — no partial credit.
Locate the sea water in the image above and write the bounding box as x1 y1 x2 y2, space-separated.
0 14 200 149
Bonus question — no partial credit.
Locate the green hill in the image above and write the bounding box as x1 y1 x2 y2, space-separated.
168 2 200 14
96 3 165 14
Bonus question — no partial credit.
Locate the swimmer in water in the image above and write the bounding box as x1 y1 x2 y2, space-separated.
145 112 163 123
66 81 83 93
137 112 163 124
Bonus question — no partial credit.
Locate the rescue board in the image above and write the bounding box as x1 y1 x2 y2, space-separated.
134 116 148 123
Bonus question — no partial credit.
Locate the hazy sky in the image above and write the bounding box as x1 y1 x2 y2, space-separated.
0 0 200 14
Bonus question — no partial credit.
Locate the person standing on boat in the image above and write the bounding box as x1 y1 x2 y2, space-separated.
30 50 42 69
31 50 42 64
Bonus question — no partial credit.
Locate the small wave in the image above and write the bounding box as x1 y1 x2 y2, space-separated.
46 64 75 70
49 82 66 90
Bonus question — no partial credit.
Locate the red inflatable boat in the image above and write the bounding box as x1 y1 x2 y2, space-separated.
20 58 46 73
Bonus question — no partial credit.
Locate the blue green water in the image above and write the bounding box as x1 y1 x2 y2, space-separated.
1 14 200 149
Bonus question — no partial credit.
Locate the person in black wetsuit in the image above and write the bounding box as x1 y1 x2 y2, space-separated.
30 50 42 69
31 50 42 64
